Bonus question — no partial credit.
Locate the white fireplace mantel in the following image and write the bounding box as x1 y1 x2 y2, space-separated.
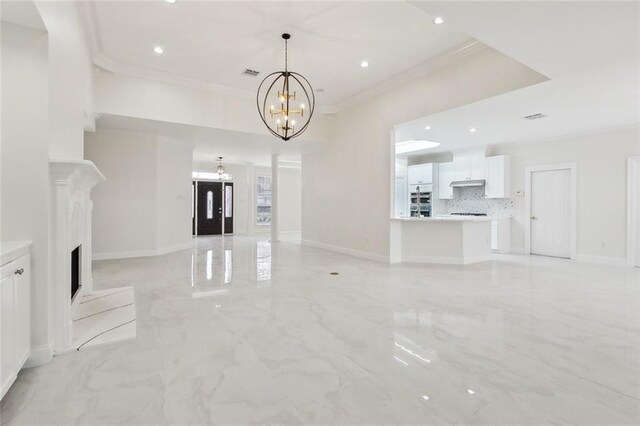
49 158 105 353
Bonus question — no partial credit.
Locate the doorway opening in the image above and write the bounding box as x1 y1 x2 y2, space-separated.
193 180 234 236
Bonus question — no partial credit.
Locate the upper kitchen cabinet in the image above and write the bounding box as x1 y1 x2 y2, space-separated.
438 162 454 199
453 150 486 181
485 155 511 198
408 163 433 185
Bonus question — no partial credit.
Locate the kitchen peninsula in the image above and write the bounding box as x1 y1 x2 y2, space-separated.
390 216 494 265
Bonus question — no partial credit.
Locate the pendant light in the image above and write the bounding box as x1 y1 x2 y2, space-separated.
257 33 315 141
216 157 225 176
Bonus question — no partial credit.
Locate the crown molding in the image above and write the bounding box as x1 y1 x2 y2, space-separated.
77 1 485 115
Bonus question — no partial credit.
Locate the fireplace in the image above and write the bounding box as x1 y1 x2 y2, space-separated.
71 245 81 301
50 158 105 353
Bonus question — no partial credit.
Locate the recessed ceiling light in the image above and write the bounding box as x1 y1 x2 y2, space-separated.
395 140 440 155
153 46 164 55
424 125 432 130
165 0 176 3
360 61 369 68
469 128 477 133
434 16 444 25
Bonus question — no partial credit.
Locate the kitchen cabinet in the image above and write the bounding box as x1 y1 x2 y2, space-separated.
1 248 30 401
453 150 485 181
438 162 454 199
485 155 511 198
408 163 433 185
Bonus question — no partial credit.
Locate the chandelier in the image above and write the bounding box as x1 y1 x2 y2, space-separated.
216 157 225 175
257 33 315 141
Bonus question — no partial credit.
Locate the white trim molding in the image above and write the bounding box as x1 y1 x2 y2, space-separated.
524 162 578 259
24 340 54 368
627 156 640 267
301 239 389 263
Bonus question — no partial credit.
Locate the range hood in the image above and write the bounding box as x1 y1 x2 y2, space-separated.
450 179 486 188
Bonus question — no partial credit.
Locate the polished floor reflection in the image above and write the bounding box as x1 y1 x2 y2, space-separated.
2 235 639 425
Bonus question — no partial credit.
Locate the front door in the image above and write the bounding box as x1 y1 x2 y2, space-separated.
531 169 571 258
197 182 223 235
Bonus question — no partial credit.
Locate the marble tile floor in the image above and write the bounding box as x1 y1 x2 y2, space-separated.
1 235 638 425
72 287 137 351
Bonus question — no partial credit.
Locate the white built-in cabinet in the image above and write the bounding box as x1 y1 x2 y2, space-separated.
438 162 454 199
408 163 433 185
484 155 511 198
1 248 31 400
453 150 486 181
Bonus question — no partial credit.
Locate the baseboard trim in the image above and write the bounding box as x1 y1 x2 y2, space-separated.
573 254 628 267
24 340 53 368
301 239 389 263
93 242 194 261
402 254 492 265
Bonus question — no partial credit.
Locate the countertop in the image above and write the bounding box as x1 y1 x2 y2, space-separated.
1 241 32 266
391 216 512 222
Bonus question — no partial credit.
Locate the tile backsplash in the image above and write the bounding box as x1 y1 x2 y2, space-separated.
434 186 514 217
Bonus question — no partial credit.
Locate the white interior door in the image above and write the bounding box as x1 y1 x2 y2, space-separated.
531 169 571 258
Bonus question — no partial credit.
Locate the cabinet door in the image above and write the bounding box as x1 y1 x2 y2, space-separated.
471 152 486 180
453 154 472 181
485 156 510 198
408 165 421 185
438 162 454 199
13 255 30 367
0 262 17 398
422 163 433 184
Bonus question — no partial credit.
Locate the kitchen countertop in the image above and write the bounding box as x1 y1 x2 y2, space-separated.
1 241 32 266
391 215 512 222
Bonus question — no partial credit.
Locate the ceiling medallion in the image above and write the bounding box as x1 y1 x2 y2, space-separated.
257 33 315 141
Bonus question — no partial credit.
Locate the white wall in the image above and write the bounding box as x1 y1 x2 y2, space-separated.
85 128 193 258
303 46 547 259
36 1 94 159
0 22 51 359
278 167 302 233
156 136 193 249
95 70 330 144
490 125 640 261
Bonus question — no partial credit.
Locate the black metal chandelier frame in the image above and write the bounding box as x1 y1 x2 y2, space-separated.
257 33 315 142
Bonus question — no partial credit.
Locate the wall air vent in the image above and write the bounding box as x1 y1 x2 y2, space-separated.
523 113 547 120
242 68 260 77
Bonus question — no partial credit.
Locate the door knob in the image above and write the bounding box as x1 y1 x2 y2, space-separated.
15 268 24 275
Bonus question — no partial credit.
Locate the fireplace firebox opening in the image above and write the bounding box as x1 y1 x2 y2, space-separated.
71 245 81 300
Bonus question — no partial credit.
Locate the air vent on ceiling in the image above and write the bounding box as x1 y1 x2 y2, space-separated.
242 68 260 77
523 113 547 120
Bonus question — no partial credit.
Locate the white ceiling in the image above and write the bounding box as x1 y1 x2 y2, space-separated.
1 0 45 30
397 1 640 153
82 0 473 108
96 114 316 167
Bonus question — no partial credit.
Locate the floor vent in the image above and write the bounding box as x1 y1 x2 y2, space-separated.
242 68 260 77
523 113 547 120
